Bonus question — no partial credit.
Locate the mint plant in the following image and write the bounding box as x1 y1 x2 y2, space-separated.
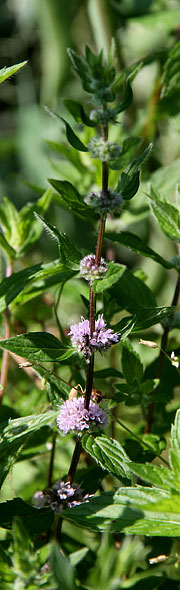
0 43 180 588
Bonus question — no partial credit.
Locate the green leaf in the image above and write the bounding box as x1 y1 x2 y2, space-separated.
0 332 76 363
49 179 92 218
116 170 140 199
0 499 53 533
0 61 27 84
92 262 125 293
64 99 96 127
0 410 58 487
62 487 180 536
128 461 180 492
35 215 81 270
132 306 172 332
0 259 75 313
110 136 142 171
161 40 180 99
109 268 156 314
169 409 180 476
0 197 20 250
50 542 75 590
60 116 88 151
114 307 172 340
45 107 88 151
105 231 173 269
122 339 143 385
148 185 180 242
0 233 16 260
82 433 131 480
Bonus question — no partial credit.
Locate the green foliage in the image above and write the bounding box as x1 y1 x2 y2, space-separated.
147 185 180 242
0 411 58 487
0 61 27 84
0 332 76 363
50 542 75 590
82 433 131 480
49 179 92 217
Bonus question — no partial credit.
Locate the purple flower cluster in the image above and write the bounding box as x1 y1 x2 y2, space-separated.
57 396 108 434
80 254 108 285
34 480 91 514
69 314 119 362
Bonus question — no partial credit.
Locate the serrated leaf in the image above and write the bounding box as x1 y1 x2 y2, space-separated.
128 461 180 492
0 259 75 313
0 61 27 84
82 433 131 480
49 179 92 218
92 262 125 293
62 487 180 536
105 231 173 269
0 411 58 487
0 499 53 533
148 185 180 241
0 332 76 363
35 215 81 270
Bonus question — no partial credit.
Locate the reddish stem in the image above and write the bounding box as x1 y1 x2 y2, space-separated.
0 262 13 411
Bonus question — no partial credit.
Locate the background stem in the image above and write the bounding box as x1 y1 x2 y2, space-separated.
0 261 13 412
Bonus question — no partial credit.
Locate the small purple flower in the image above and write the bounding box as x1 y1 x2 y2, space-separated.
80 254 107 285
69 314 119 361
57 396 108 434
34 479 91 514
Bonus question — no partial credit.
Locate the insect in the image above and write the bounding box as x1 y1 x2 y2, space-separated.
80 333 91 360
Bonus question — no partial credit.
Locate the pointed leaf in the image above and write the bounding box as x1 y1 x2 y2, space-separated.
49 179 92 218
0 332 76 363
50 542 75 590
35 215 81 270
0 259 75 313
106 231 173 269
148 185 180 242
0 61 27 84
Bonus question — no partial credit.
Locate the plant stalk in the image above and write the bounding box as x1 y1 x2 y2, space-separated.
67 124 109 483
67 436 82 483
0 261 13 411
